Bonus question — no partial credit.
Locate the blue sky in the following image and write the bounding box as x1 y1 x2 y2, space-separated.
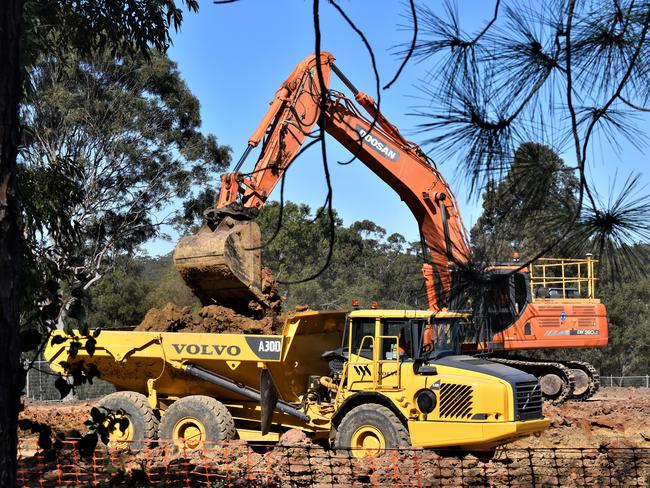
147 0 649 255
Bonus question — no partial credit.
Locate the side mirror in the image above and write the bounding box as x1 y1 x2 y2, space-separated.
416 364 438 375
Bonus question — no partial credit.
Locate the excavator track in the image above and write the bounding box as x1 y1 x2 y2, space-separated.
561 360 600 401
487 357 576 406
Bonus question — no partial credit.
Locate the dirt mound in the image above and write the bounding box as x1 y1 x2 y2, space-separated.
20 401 93 438
133 303 283 334
186 304 276 334
278 428 311 447
134 303 193 332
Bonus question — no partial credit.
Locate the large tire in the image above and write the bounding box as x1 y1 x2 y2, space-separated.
334 404 410 458
96 391 158 450
159 395 236 451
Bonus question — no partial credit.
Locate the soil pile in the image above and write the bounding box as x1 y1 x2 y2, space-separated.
185 304 276 334
134 303 193 332
133 302 284 334
20 400 92 437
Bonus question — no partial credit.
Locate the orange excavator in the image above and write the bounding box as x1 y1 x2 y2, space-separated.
174 53 608 404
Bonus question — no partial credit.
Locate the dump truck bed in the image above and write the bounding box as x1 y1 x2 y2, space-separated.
45 310 347 404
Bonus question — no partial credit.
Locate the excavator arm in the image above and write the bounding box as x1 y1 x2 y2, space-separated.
174 52 471 313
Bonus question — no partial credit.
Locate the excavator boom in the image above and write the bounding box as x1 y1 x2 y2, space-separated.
174 52 608 404
175 53 333 313
174 52 471 313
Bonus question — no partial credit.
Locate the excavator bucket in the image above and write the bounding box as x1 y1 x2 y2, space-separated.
173 218 266 313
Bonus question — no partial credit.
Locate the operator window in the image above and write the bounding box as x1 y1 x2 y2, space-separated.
431 321 452 351
513 272 528 313
350 318 375 360
380 320 411 360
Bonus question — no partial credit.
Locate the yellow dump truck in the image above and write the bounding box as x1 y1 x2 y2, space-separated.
44 309 549 457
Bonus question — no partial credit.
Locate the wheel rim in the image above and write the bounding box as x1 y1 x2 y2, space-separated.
105 414 134 450
172 417 207 450
350 425 385 458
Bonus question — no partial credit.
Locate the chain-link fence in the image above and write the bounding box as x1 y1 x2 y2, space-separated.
24 361 115 401
600 376 650 388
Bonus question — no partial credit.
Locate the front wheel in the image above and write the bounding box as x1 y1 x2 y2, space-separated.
334 404 410 458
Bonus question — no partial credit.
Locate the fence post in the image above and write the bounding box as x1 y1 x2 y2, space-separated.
24 361 30 399
646 375 649 388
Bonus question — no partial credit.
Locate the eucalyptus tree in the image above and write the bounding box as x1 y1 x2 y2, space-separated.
0 1 201 483
19 51 229 330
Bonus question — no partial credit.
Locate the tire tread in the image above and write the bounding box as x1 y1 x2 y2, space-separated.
159 395 236 445
96 391 158 448
334 403 410 451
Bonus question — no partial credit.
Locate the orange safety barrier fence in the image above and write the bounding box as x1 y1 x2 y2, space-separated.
17 438 650 487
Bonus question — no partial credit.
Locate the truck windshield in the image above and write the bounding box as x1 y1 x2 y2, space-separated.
419 319 461 359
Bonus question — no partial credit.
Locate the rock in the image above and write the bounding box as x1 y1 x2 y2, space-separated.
591 416 625 432
278 429 311 446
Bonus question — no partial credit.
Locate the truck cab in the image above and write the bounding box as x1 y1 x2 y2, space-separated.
321 309 549 457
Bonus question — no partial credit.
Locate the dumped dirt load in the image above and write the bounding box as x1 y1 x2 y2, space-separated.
134 303 193 332
185 304 277 334
173 219 283 317
133 302 284 334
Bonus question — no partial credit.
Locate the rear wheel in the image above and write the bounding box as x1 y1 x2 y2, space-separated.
334 404 410 458
96 391 158 450
159 395 236 451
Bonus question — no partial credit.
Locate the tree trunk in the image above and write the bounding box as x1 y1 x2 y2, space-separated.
0 0 24 485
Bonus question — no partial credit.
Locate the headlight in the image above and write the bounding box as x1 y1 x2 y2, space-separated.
415 389 437 414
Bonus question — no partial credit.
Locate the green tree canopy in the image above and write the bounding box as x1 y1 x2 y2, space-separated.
256 201 425 310
471 142 580 262
18 50 230 329
3 0 200 482
84 255 199 329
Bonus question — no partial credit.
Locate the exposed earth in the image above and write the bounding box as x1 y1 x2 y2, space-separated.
17 388 650 486
19 388 650 449
133 302 286 334
512 387 650 449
